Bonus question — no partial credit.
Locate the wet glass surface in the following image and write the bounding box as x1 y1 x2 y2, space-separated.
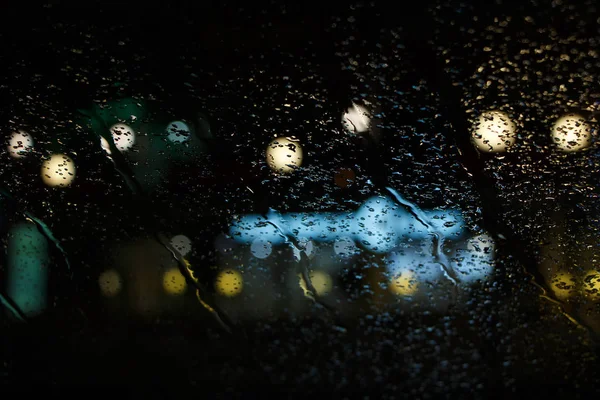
1 1 600 397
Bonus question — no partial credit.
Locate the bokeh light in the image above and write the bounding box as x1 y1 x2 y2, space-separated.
453 234 495 284
215 269 244 297
162 267 187 295
251 238 273 259
471 110 516 153
551 113 592 152
333 236 359 258
7 130 34 158
170 234 192 257
389 270 418 296
98 269 123 297
298 270 332 297
41 153 76 187
342 102 371 134
582 270 600 299
109 123 136 152
266 137 303 174
166 120 191 143
550 272 575 300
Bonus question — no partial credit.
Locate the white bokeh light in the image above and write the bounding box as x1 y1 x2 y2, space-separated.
170 234 192 257
41 153 76 188
453 234 495 284
251 238 273 259
551 113 592 152
109 123 136 152
342 102 371 134
471 110 516 153
166 120 191 143
7 130 34 158
266 137 303 174
334 236 359 258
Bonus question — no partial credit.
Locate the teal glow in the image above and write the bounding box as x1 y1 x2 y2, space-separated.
6 222 49 316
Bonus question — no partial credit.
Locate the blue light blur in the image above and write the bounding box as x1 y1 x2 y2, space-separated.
229 196 466 250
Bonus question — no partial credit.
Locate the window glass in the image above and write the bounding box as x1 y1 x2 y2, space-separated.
1 1 600 396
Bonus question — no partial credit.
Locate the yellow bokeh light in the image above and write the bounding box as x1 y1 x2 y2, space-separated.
266 137 303 174
582 270 600 299
215 269 243 297
298 270 332 297
162 267 187 295
471 110 516 153
98 269 122 297
389 270 418 296
41 153 76 187
551 113 592 152
549 272 575 300
8 130 34 158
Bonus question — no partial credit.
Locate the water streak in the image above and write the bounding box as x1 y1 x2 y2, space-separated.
385 187 460 293
86 111 235 333
261 209 328 307
0 292 26 322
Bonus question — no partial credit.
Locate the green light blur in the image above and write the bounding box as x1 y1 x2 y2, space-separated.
6 221 49 316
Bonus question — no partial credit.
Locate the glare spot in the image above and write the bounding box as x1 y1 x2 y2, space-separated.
582 270 600 299
166 120 191 143
162 267 187 295
99 269 122 297
298 270 332 296
266 137 303 174
551 113 592 152
550 272 575 300
215 269 243 297
389 270 418 296
109 123 136 152
7 130 34 158
471 110 516 153
342 102 371 134
251 238 272 259
170 234 192 257
41 153 76 187
334 236 359 258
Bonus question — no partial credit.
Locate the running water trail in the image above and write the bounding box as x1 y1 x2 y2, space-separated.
0 188 72 275
384 186 459 299
0 292 26 322
87 113 235 334
0 188 73 321
257 208 346 332
260 208 335 308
